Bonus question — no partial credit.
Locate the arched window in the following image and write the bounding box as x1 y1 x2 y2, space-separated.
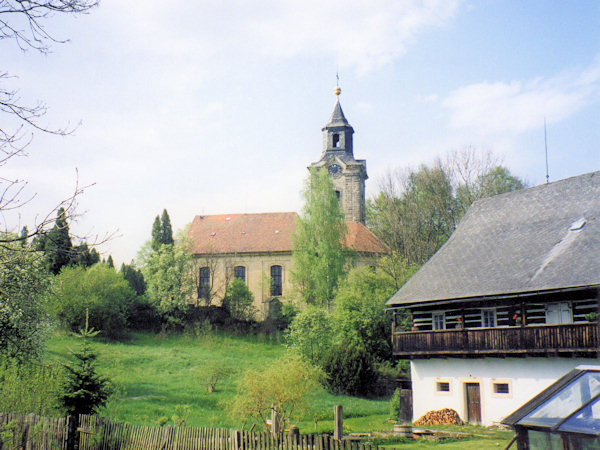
198 267 210 299
234 266 246 283
270 265 282 297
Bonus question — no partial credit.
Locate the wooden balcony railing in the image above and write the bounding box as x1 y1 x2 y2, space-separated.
392 322 599 358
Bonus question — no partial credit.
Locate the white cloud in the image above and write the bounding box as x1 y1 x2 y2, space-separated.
443 57 600 136
247 0 463 72
104 0 463 75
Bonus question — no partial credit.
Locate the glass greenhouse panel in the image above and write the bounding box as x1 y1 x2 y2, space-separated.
559 396 600 435
518 372 600 428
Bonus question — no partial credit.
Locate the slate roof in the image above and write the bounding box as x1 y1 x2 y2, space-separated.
324 98 352 129
387 171 600 306
188 212 388 255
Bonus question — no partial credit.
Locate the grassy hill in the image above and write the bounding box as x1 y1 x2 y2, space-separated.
46 331 389 433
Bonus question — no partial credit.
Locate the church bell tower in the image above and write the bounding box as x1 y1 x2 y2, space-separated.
309 87 367 224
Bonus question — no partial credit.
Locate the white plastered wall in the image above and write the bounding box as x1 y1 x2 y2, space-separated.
411 357 600 426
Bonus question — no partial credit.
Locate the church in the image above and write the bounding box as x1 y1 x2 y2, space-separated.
187 88 388 318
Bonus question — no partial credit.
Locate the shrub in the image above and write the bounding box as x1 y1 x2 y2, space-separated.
285 306 334 365
262 299 297 332
127 295 162 332
0 359 64 416
389 388 401 419
222 279 256 322
230 354 324 430
51 264 136 339
322 343 376 396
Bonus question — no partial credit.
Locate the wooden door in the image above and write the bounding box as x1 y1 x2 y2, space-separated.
465 383 481 424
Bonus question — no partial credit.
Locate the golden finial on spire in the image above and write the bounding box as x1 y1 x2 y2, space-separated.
334 86 341 96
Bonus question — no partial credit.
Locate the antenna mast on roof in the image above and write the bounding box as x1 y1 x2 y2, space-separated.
544 117 550 184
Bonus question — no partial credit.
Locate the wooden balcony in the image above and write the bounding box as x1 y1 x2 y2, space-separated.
392 322 599 358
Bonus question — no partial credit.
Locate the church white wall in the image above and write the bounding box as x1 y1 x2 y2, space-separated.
411 357 600 426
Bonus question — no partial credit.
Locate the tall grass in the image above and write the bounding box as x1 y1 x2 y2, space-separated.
46 331 390 432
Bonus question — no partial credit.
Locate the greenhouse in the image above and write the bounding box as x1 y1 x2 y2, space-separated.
503 365 600 449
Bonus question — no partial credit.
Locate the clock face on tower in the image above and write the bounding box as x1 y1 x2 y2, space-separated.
328 163 341 177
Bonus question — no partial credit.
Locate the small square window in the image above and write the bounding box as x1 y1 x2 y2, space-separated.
436 382 450 392
493 383 510 394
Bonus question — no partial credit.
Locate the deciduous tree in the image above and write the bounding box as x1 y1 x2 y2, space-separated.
291 168 347 308
333 266 397 362
51 264 135 339
367 149 527 268
0 238 51 360
141 236 194 329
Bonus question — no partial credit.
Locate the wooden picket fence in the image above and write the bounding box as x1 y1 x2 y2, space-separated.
0 412 70 449
1 413 403 450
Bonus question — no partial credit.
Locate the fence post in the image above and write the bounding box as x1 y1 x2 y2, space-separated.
333 405 343 441
65 415 78 450
271 407 280 436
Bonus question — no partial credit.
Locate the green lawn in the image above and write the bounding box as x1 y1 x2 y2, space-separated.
46 331 389 432
46 331 515 448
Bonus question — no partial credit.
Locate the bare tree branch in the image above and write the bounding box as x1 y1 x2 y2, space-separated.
0 0 101 248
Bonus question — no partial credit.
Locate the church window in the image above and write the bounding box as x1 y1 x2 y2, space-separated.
198 267 210 299
335 190 341 201
333 134 340 148
270 265 282 297
234 266 246 283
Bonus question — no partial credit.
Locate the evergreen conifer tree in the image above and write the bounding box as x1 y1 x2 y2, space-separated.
160 209 174 245
19 226 28 248
151 215 162 251
120 262 146 296
61 313 112 416
106 255 115 269
44 207 73 274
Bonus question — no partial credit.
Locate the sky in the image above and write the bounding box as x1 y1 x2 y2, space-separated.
3 0 599 265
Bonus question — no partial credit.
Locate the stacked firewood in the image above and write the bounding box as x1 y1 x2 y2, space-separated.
414 408 463 426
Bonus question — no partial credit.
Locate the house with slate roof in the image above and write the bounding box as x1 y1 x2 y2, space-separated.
386 171 600 426
187 89 388 318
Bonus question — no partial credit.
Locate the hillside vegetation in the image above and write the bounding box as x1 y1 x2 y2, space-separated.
46 331 389 433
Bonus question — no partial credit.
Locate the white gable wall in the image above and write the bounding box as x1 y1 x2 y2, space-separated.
411 356 600 426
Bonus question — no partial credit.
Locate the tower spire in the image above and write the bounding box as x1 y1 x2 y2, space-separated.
309 87 368 223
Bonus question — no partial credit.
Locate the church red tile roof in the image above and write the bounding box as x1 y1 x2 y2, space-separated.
187 212 389 255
